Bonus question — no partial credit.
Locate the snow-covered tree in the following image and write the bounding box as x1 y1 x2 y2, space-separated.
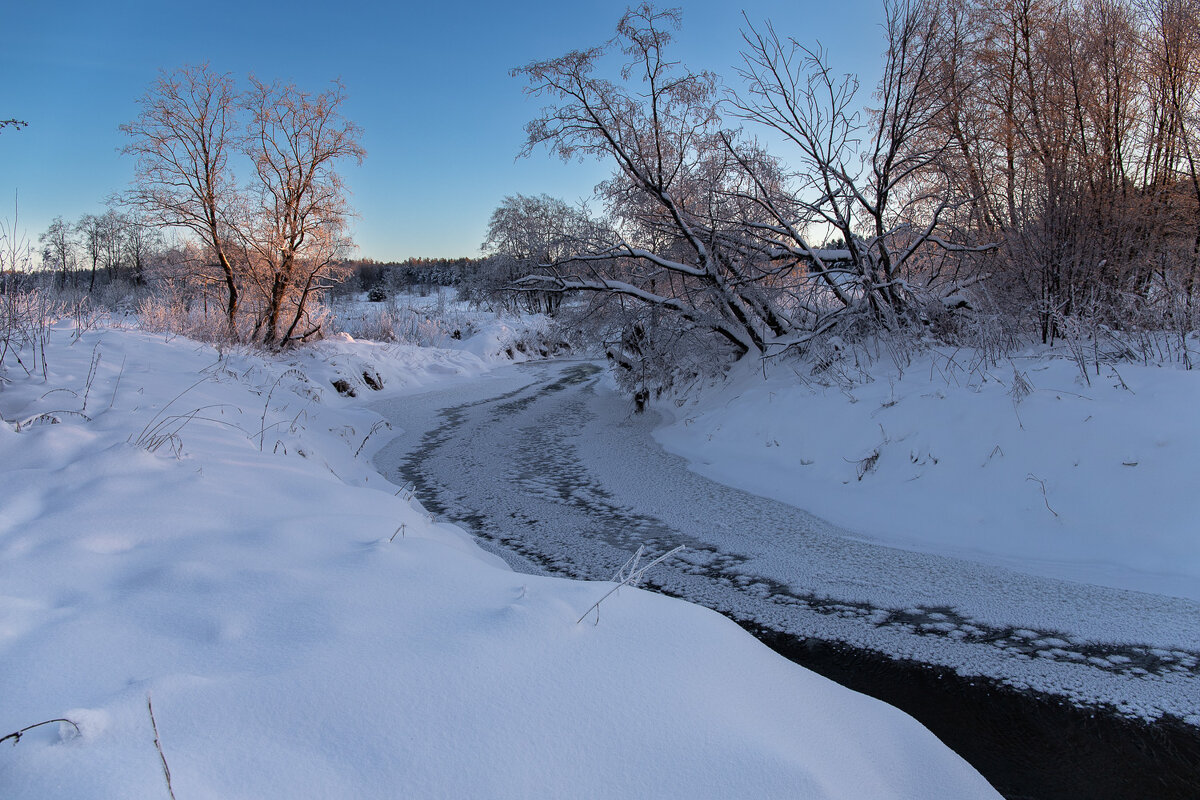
474 194 602 314
511 3 987 393
240 77 363 345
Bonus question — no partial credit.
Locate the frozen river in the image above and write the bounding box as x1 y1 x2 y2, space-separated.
373 359 1200 798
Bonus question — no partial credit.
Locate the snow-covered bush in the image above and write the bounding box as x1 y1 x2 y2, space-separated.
332 294 475 347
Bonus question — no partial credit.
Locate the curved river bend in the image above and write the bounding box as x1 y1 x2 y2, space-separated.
373 359 1200 800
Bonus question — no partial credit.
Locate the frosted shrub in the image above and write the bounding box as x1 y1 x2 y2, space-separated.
135 290 244 343
332 295 476 347
0 286 59 380
136 291 190 335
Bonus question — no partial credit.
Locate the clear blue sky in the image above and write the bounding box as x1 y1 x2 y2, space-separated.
1 0 885 261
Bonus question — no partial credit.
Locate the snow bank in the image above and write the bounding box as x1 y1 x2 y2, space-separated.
0 323 998 799
330 289 568 364
655 344 1200 602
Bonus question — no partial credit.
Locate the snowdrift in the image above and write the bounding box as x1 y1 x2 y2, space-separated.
0 322 998 799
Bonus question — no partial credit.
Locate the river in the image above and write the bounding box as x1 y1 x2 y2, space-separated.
373 359 1200 799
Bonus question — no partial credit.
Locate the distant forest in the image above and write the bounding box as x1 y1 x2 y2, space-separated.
334 257 484 295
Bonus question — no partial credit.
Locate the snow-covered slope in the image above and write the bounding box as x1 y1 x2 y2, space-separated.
655 341 1200 602
0 322 998 799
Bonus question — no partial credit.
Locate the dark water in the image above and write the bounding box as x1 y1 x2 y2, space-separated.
746 626 1200 800
376 361 1200 800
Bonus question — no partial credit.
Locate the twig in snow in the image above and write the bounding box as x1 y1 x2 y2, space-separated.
108 355 127 410
15 409 93 431
257 374 288 451
38 387 78 400
577 544 685 625
288 406 310 434
1025 473 1058 518
134 405 240 456
1110 366 1133 393
81 343 101 413
1 717 80 746
132 376 209 446
1008 364 1032 429
354 420 392 458
147 693 177 800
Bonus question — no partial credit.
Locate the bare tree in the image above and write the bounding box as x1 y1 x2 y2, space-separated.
513 4 793 382
39 217 77 290
77 213 106 292
74 209 134 291
240 78 364 346
122 67 364 344
121 64 243 334
731 0 996 331
1141 0 1200 307
922 0 1200 339
99 210 127 282
121 211 163 286
511 3 991 391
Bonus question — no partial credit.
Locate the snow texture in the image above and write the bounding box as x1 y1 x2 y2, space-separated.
655 345 1200 603
371 355 1200 725
0 320 998 799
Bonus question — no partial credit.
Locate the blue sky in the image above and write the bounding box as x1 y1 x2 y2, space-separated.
1 1 885 260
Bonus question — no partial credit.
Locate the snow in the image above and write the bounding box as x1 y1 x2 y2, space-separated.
0 319 998 799
374 357 1199 724
654 343 1200 603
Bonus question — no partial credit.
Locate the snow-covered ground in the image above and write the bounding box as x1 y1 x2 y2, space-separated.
0 318 999 799
370 355 1200 725
655 340 1200 604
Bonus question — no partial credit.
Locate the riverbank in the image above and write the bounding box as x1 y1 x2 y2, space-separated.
654 341 1200 604
370 353 1199 799
0 322 998 798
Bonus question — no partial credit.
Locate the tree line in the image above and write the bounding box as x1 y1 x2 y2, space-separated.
10 1 1200 377
34 209 162 293
7 67 365 347
933 0 1200 341
340 257 485 296
5 66 365 346
479 0 1200 393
